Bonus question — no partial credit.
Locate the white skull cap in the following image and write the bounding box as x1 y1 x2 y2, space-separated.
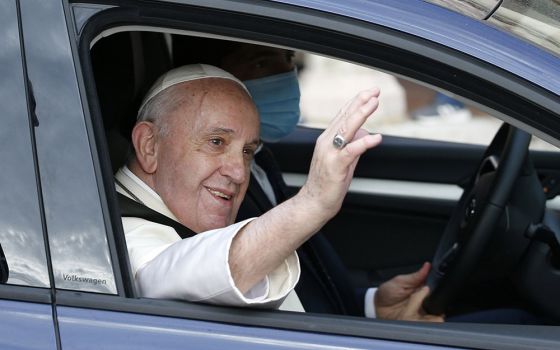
137 64 249 118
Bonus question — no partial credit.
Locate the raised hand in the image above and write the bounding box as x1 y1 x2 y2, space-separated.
300 88 383 219
231 88 383 294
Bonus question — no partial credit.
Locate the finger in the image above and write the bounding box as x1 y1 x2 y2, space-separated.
342 133 382 159
331 98 354 124
411 262 431 285
420 314 445 323
402 286 431 319
328 89 380 140
340 92 379 137
331 87 381 125
396 262 431 289
340 87 381 123
409 286 430 306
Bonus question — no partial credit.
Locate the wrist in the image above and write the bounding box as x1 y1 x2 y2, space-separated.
296 184 340 221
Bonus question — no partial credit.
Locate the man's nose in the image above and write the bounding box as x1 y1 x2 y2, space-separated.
221 152 248 184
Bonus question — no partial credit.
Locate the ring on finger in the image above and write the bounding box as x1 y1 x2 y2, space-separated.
332 133 347 149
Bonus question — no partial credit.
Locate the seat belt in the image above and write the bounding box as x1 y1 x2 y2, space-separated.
117 193 196 239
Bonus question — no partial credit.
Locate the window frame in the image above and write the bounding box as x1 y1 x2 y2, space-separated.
69 0 560 348
0 0 53 296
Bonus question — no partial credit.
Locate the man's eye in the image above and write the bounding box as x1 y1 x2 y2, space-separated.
243 147 256 159
210 138 224 147
286 52 295 64
254 59 268 69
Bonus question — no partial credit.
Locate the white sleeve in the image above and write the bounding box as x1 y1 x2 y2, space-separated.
364 287 378 318
123 217 300 309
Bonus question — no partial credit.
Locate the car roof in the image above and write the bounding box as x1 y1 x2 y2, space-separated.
269 0 560 96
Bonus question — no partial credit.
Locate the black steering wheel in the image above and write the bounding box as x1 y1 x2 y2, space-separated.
423 123 531 315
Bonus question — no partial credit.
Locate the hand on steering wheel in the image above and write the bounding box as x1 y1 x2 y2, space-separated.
423 124 531 315
375 262 444 322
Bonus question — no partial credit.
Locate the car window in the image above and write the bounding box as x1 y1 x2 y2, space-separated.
298 54 556 151
71 0 560 346
0 0 49 288
19 0 117 294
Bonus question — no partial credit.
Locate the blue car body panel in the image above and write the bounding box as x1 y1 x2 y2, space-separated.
57 306 456 350
0 300 56 349
271 0 560 96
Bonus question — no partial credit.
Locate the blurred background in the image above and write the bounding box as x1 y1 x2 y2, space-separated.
297 53 555 151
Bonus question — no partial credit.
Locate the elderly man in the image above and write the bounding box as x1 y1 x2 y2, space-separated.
114 63 436 320
170 40 443 320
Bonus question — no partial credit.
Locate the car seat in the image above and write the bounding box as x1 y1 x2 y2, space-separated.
91 31 172 172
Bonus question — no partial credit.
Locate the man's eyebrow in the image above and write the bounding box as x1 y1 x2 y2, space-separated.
247 138 260 147
208 127 234 135
246 48 279 60
208 127 260 146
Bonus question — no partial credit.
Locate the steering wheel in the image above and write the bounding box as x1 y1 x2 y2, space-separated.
423 123 531 315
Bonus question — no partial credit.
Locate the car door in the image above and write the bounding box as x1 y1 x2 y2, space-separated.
24 2 452 349
19 1 560 350
21 4 461 349
0 1 57 348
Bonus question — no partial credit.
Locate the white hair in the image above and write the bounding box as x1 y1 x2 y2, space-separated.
136 64 249 136
136 83 189 137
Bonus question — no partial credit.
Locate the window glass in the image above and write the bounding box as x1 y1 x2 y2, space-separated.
0 0 49 287
298 54 556 151
20 0 116 293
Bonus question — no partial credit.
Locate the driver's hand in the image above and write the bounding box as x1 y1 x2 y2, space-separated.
374 262 444 322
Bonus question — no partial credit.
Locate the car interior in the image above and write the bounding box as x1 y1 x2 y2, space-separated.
85 23 560 328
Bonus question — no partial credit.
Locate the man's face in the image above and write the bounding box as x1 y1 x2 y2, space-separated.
220 44 295 81
152 79 259 232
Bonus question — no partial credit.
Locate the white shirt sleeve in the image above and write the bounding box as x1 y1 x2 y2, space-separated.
364 287 378 318
123 217 300 309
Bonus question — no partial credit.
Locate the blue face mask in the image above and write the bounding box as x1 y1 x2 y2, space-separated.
243 69 301 143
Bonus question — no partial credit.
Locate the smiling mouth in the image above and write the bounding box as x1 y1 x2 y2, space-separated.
206 187 232 201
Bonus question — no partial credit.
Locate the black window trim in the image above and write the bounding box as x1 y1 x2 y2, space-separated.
0 284 53 305
64 0 133 299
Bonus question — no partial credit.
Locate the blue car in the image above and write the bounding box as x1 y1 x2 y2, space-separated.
2 0 560 348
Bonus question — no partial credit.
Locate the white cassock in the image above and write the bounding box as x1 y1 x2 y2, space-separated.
115 166 303 311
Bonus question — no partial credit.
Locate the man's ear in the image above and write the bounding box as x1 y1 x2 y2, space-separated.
131 121 159 174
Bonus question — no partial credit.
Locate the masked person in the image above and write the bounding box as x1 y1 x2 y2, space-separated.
171 38 442 321
243 69 301 143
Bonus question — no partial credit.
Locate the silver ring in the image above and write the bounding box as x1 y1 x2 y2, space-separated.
333 134 347 149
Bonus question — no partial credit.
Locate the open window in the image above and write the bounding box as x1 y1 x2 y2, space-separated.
73 1 560 348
